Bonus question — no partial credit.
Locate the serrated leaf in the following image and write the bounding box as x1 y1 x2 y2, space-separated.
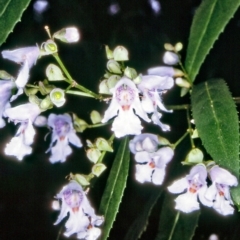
124 189 163 240
99 137 130 240
191 79 240 206
185 0 240 82
0 0 31 46
155 193 200 240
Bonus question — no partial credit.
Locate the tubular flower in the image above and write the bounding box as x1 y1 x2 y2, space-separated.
4 103 41 160
129 134 174 185
168 164 212 213
54 181 103 239
137 75 174 131
46 113 82 163
0 80 15 128
2 46 40 101
102 77 150 138
205 165 238 215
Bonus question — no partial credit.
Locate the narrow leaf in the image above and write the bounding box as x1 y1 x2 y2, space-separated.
99 137 130 240
191 79 240 206
124 189 163 240
0 0 31 46
155 193 200 240
185 0 240 82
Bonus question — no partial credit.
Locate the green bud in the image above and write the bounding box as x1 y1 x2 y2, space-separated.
0 70 13 80
113 46 129 61
90 110 102 124
40 96 53 111
173 68 184 77
29 95 41 105
92 163 107 177
133 75 142 84
24 87 39 96
157 135 171 146
87 148 101 163
86 139 94 148
105 45 113 59
175 42 183 52
107 60 122 74
107 75 120 89
183 148 204 165
72 113 88 132
74 174 90 186
103 72 112 78
96 137 113 152
191 129 199 139
53 27 80 43
175 78 191 88
38 81 55 95
46 64 65 81
164 43 175 51
180 87 190 97
99 80 110 94
42 40 58 54
50 88 66 107
124 67 137 79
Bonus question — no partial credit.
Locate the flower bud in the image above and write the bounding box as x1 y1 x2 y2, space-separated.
175 77 191 88
180 87 190 97
124 67 137 79
92 163 107 177
113 46 129 61
24 87 39 96
0 70 13 80
34 115 47 127
107 60 122 74
42 40 58 54
40 95 53 110
90 110 102 124
38 81 55 95
87 148 101 163
74 174 91 186
157 135 171 146
53 27 80 43
108 75 120 89
50 88 66 107
99 80 110 94
52 200 60 210
163 51 179 65
133 74 142 84
72 113 89 132
191 129 199 139
96 137 113 152
46 64 65 81
183 148 204 165
105 45 113 59
164 43 175 51
175 42 183 52
29 95 41 105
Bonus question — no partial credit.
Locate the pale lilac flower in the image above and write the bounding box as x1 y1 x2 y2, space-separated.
168 164 212 213
102 77 150 138
147 66 175 77
163 51 179 65
54 181 103 239
46 113 82 163
138 75 174 131
4 103 41 160
2 46 40 100
129 134 173 185
53 27 80 43
0 80 15 128
205 165 238 215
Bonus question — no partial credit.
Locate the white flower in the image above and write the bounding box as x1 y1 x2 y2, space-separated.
163 51 179 65
2 46 40 100
205 165 238 215
54 181 103 239
102 77 150 138
49 88 66 107
0 80 15 128
129 134 173 185
168 164 212 213
138 75 173 131
53 27 80 43
135 147 174 185
4 103 41 160
46 113 82 163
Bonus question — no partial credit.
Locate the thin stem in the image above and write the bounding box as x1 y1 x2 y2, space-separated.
87 121 111 129
168 211 180 240
66 89 95 98
186 107 195 148
172 131 189 149
56 225 63 240
53 53 102 99
166 104 189 111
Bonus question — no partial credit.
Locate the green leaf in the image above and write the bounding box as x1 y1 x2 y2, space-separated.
185 0 240 82
191 79 240 206
99 137 130 240
124 189 163 240
155 193 200 240
0 0 31 46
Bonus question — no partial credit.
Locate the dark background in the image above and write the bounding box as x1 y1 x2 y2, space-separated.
0 0 240 239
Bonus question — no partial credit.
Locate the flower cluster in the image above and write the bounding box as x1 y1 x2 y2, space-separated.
168 164 238 215
129 133 174 185
54 181 103 239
